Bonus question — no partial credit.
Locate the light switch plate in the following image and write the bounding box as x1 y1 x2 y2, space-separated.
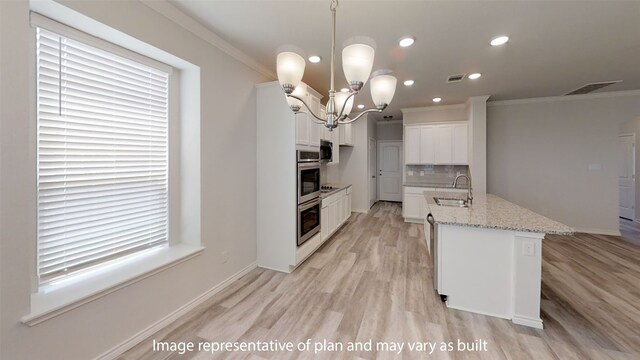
408 170 414 176
420 171 425 176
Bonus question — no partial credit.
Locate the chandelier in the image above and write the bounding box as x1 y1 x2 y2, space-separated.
276 0 397 131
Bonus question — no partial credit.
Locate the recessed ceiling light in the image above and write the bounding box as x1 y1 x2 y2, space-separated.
403 80 415 86
357 104 365 109
308 55 321 63
340 88 349 92
432 97 442 103
490 36 509 46
399 36 415 47
468 73 482 80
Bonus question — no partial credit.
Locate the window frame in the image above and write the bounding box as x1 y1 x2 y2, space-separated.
23 10 203 326
35 26 173 286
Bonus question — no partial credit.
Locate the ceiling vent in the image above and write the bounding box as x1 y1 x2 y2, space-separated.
565 80 622 95
447 74 466 83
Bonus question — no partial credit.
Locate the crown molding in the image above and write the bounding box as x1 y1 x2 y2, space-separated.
401 103 467 114
488 89 640 107
140 0 276 80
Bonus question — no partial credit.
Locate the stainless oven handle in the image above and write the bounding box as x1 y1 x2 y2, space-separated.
298 161 320 169
298 198 320 211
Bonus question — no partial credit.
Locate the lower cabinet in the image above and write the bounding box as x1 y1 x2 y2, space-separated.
321 186 352 241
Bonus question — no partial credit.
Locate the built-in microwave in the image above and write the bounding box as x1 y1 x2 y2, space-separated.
320 140 333 162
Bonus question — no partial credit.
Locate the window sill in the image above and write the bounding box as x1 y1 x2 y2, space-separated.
22 244 205 326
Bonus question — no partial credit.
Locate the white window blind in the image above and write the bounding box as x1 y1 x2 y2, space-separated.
36 27 170 285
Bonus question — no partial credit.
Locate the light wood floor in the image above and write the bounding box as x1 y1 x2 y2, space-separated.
121 202 640 360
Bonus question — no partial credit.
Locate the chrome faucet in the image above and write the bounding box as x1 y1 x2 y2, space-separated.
452 174 473 204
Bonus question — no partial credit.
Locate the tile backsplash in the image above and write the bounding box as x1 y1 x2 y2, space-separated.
405 165 470 188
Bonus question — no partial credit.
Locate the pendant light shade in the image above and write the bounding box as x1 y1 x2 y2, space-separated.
334 91 354 116
342 43 375 87
287 82 307 109
370 74 397 107
277 52 305 93
276 1 394 130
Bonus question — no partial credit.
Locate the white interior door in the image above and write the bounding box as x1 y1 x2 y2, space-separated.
619 134 636 220
378 141 403 202
369 138 377 208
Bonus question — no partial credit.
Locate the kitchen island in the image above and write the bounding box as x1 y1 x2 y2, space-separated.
424 191 573 329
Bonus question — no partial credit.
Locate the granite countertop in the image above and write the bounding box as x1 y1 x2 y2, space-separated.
319 184 351 199
404 182 469 190
424 191 574 235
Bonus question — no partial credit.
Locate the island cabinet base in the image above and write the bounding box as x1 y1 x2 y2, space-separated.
437 224 545 329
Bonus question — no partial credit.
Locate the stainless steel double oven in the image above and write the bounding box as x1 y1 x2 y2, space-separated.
297 150 321 246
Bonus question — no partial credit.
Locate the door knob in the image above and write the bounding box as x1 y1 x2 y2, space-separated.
372 176 375 178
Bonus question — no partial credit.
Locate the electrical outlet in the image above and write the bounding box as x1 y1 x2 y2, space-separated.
221 250 229 264
522 242 535 256
408 170 414 176
419 171 425 176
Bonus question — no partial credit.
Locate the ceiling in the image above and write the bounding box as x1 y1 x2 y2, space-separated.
169 0 640 121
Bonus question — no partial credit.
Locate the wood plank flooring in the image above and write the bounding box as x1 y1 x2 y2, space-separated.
120 202 640 360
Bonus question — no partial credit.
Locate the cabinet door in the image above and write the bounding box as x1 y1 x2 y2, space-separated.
419 126 436 164
328 202 336 234
340 123 353 146
321 206 329 240
338 197 345 225
452 123 468 164
436 125 453 164
403 193 421 219
308 96 321 147
405 127 421 164
295 112 310 146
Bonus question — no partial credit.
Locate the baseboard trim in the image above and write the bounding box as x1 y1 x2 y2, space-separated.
512 315 544 329
572 227 621 236
95 262 258 360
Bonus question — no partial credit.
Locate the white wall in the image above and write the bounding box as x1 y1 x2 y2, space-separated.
376 122 403 140
0 1 269 359
620 115 640 221
327 115 376 212
487 92 640 235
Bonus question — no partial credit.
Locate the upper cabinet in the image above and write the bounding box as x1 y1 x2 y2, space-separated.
405 122 468 165
339 123 354 146
295 87 322 147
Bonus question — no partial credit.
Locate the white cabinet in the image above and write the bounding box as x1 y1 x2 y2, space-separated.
452 123 468 164
419 126 436 164
405 126 421 164
321 206 329 240
308 96 321 147
404 122 468 165
295 112 310 146
403 187 427 221
321 186 351 241
435 125 454 164
339 123 354 146
295 89 322 147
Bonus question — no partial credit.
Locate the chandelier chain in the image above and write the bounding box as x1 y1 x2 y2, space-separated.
330 0 338 11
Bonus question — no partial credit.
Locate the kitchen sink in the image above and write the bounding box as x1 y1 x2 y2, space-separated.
434 197 469 207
